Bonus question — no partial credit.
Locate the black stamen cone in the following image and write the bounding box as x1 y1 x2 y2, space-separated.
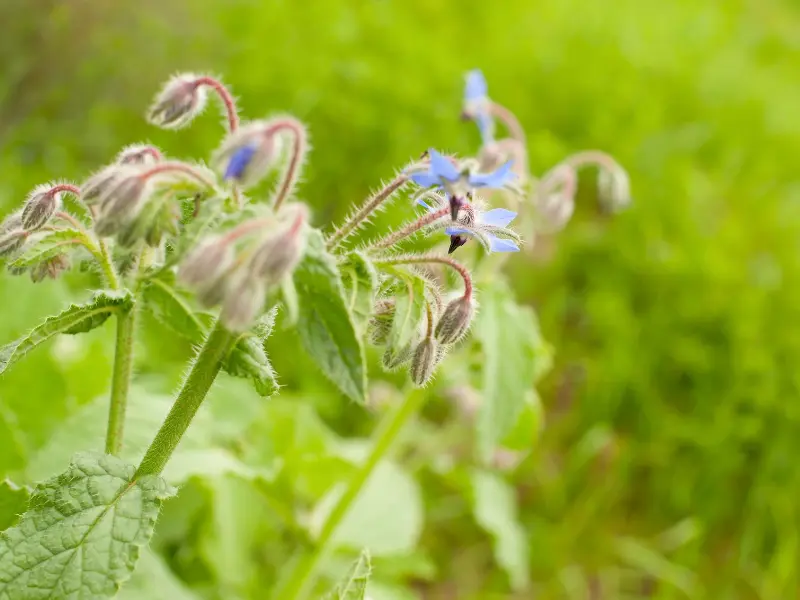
449 195 464 221
448 235 468 254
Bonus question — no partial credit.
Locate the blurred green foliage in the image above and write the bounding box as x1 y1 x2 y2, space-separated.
1 0 800 598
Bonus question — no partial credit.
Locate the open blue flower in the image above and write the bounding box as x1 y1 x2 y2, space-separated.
462 70 494 144
417 197 519 253
224 144 258 181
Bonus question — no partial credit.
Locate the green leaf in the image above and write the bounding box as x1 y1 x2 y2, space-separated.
0 289 133 376
385 275 426 366
0 452 173 600
469 469 530 591
310 459 423 556
0 480 29 532
474 280 551 462
117 549 200 600
501 390 544 451
9 229 89 269
293 229 367 403
340 252 378 331
142 278 205 343
224 307 280 397
324 550 372 600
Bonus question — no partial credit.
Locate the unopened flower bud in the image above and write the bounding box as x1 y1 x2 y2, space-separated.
248 205 308 283
80 166 127 206
367 299 395 346
116 144 162 165
535 165 577 233
178 235 235 305
382 343 413 371
211 121 282 188
94 170 149 236
0 211 23 234
410 337 438 386
147 73 207 130
21 185 61 231
435 295 474 344
221 273 266 332
597 165 631 211
30 254 70 283
0 230 28 257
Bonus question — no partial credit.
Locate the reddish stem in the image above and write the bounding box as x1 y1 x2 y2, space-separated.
48 183 81 197
141 162 216 188
193 76 239 132
375 254 473 299
370 207 450 250
264 119 307 211
220 218 272 245
489 102 526 145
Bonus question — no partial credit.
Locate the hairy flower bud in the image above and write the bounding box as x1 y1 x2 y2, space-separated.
382 343 413 371
597 165 631 211
221 273 266 332
211 121 283 188
94 170 149 236
178 235 235 305
147 73 207 129
367 299 395 346
0 229 28 257
535 165 577 233
435 295 474 344
116 144 162 165
21 185 61 231
30 254 70 283
80 166 127 206
0 211 23 235
247 206 308 284
410 337 438 386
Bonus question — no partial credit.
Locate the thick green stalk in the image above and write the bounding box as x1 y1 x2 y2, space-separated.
277 388 426 600
104 307 135 455
136 320 236 477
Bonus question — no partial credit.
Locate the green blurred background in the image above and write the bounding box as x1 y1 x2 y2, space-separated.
2 0 800 598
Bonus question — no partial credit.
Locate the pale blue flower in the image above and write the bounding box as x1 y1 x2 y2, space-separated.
463 69 494 144
417 197 519 253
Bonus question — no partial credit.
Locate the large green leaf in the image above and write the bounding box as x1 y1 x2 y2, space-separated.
384 275 426 368
339 252 378 331
0 452 173 600
474 281 551 462
0 480 29 532
324 550 372 600
8 229 90 269
469 469 530 591
0 289 133 376
293 229 366 403
141 278 205 343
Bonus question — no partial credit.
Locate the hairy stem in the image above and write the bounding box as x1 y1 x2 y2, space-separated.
105 307 135 455
375 254 473 298
194 76 239 132
368 207 449 249
489 101 526 145
141 162 217 189
97 239 120 289
561 149 622 172
277 388 427 600
326 175 408 250
136 320 236 477
266 119 308 211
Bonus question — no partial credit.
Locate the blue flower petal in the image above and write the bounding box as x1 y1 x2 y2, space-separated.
410 172 441 188
469 160 515 188
480 208 517 228
488 235 520 253
465 70 488 101
476 110 495 144
224 145 258 180
444 227 470 236
428 149 460 182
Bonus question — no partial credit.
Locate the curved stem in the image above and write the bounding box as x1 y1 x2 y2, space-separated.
193 76 239 132
105 307 135 455
136 319 236 477
368 207 449 250
277 388 427 600
266 119 308 211
141 162 217 189
326 175 408 251
489 101 526 145
54 211 85 231
561 150 622 172
48 183 81 197
375 254 473 298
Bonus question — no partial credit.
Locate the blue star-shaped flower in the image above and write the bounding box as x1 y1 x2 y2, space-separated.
463 69 494 144
417 197 519 253
409 149 516 220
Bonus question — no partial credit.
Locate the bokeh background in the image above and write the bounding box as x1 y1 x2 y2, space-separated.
2 1 800 598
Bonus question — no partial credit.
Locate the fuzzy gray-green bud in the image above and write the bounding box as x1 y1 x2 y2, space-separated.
0 211 23 235
80 166 125 206
30 254 70 282
0 229 27 258
410 338 438 386
382 342 413 371
21 186 60 231
178 235 235 306
367 299 395 346
247 205 308 284
221 273 266 332
435 295 474 344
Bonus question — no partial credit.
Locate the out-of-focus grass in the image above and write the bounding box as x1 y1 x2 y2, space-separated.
1 0 800 597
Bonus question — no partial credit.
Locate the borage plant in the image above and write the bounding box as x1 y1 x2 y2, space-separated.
0 69 628 599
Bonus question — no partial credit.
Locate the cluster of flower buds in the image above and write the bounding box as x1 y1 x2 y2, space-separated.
178 204 308 331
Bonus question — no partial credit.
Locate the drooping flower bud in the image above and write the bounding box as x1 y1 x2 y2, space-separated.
382 343 413 371
21 185 61 231
435 295 474 344
116 144 162 165
211 121 283 188
367 299 395 346
80 165 127 206
247 205 308 284
147 73 208 130
534 165 577 233
178 235 235 306
30 254 70 283
94 169 149 236
597 165 631 212
220 273 266 332
410 337 438 386
0 229 28 257
0 211 23 235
